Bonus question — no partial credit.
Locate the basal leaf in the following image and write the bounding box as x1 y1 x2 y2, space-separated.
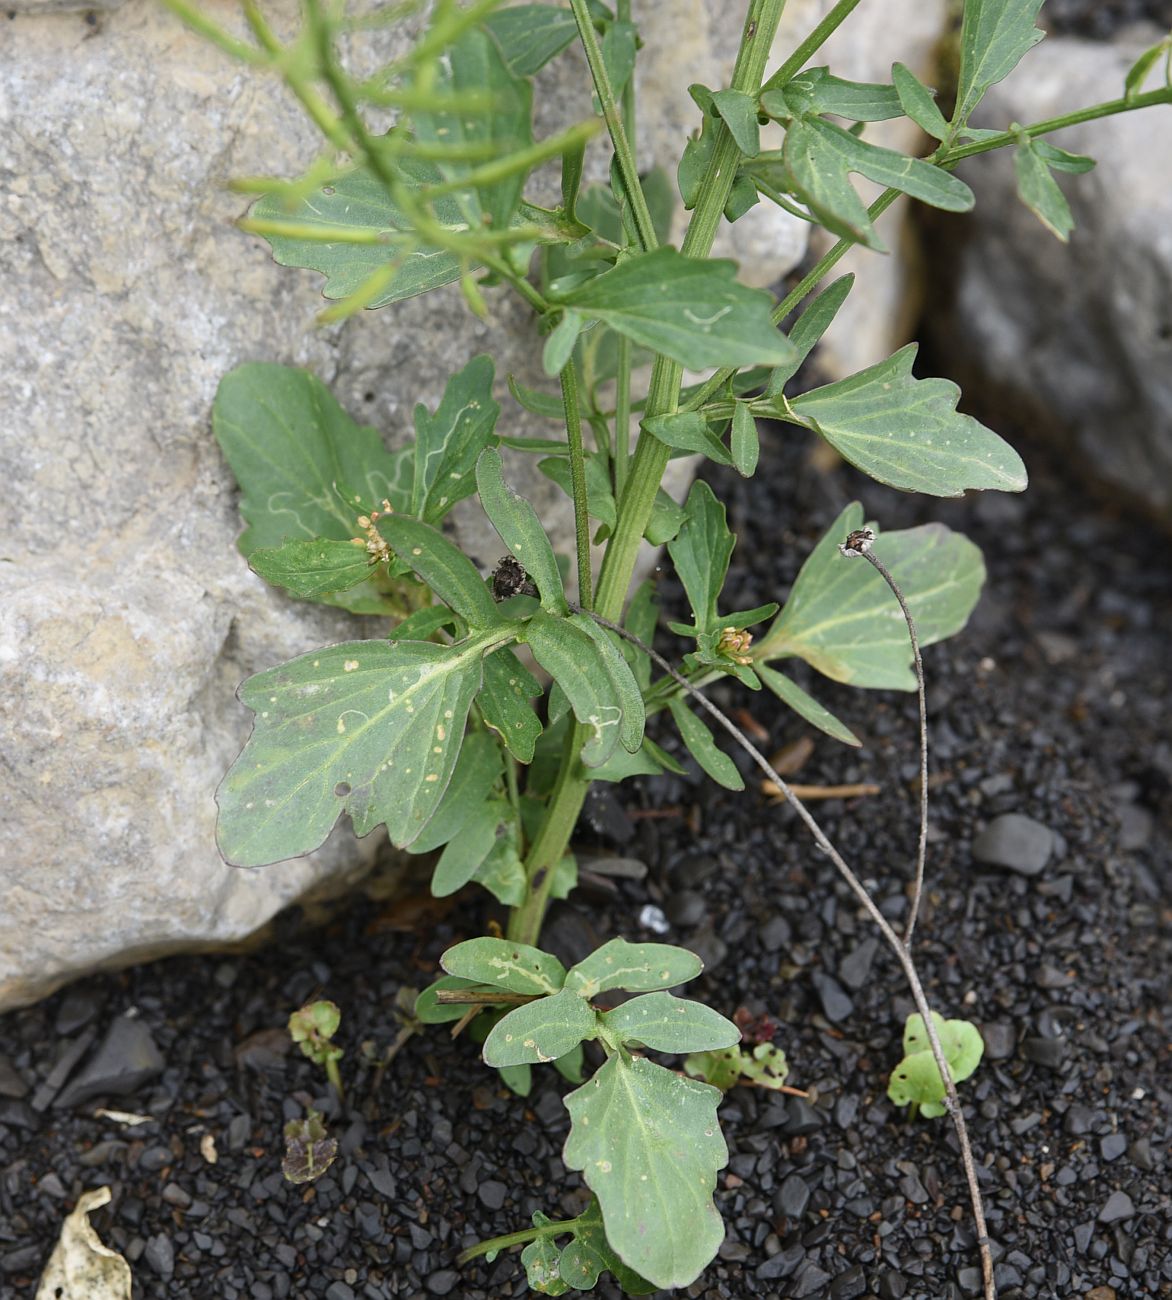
477 448 568 614
526 611 627 768
783 116 973 251
642 411 734 467
954 0 1045 130
431 800 507 897
248 539 380 603
563 1056 727 1288
482 4 578 76
767 344 1028 496
602 993 740 1054
559 247 796 371
212 364 411 569
668 697 745 791
217 632 510 865
441 936 567 996
566 938 703 997
248 160 467 307
755 502 986 690
1013 137 1077 241
411 355 500 521
667 480 734 634
891 62 949 141
483 987 600 1067
755 663 860 746
765 66 904 123
407 729 504 854
478 647 543 763
379 515 502 629
768 273 854 393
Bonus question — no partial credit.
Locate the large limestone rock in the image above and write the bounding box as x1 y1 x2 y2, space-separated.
0 0 944 1008
928 29 1172 521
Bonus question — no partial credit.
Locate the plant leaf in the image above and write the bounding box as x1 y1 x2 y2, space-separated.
212 363 413 611
667 479 734 633
782 116 973 251
642 410 734 467
891 62 949 141
522 1236 570 1295
379 515 502 629
685 1041 790 1091
729 401 759 476
477 448 568 615
601 19 638 100
1012 137 1077 241
410 355 500 522
755 502 986 690
768 273 854 392
563 1056 727 1288
559 247 796 370
566 938 703 997
554 1197 656 1294
431 800 508 896
217 631 511 865
414 974 479 1024
472 834 528 906
888 1012 985 1115
668 697 745 791
1124 35 1172 100
483 988 600 1067
568 614 646 757
954 0 1045 129
441 937 567 995
543 310 586 377
711 88 760 157
248 539 378 602
767 344 1028 496
603 993 740 1054
389 605 458 642
407 730 504 854
478 647 543 763
755 663 860 746
765 66 904 122
482 4 578 76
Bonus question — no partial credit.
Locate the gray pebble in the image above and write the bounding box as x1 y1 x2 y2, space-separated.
972 813 1054 876
1022 1036 1065 1069
477 1179 507 1210
1098 1190 1135 1223
811 972 853 1023
838 938 878 991
143 1233 174 1278
980 1022 1015 1060
777 1172 810 1219
426 1270 460 1296
1100 1133 1127 1162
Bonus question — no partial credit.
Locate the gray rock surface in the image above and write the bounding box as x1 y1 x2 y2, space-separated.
0 0 945 1009
972 813 1055 876
930 29 1172 521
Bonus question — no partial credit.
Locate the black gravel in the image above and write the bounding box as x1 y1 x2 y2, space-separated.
1 391 1170 1299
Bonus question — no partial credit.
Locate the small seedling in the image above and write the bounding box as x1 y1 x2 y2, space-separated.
685 1041 789 1092
288 999 344 1098
281 1109 338 1184
888 1012 985 1118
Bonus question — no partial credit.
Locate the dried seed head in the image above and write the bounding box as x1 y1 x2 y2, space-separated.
840 527 875 558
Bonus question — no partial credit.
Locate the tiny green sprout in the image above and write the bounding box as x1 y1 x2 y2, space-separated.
288 999 344 1098
281 1109 338 1185
684 1041 789 1092
888 1012 984 1119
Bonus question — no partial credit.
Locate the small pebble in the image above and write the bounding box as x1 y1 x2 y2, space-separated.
971 813 1054 876
1098 1191 1135 1223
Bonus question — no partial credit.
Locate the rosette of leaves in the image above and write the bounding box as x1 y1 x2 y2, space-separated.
888 1012 984 1119
436 936 739 1289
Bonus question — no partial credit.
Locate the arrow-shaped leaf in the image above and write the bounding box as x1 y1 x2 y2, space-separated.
563 1056 727 1288
217 631 511 865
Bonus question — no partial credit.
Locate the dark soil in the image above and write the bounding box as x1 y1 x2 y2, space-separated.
2 399 1170 1300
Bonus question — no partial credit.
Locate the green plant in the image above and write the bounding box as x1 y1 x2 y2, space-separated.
165 0 1171 1294
288 998 345 1096
685 1040 790 1091
889 1011 985 1119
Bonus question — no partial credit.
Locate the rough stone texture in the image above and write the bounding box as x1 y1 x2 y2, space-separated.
929 29 1172 521
0 0 946 1009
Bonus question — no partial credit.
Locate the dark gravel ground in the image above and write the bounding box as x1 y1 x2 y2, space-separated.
1 379 1169 1300
1043 0 1172 39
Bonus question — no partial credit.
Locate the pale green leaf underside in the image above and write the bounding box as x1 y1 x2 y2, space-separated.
566 938 703 998
483 988 599 1067
775 344 1028 496
603 993 740 1055
478 647 543 763
217 634 509 865
667 479 733 634
563 1056 727 1288
755 663 860 746
441 937 567 996
407 730 503 855
758 502 986 690
560 247 796 371
955 0 1045 129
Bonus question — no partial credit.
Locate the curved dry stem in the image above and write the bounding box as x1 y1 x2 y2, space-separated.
574 602 995 1300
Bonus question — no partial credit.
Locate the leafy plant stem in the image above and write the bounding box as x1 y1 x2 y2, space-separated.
509 0 789 948
567 0 658 253
457 1214 582 1266
941 86 1172 162
572 602 995 1300
561 359 594 610
760 0 865 94
847 544 928 947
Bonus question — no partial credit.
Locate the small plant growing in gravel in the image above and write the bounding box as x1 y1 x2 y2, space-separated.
281 1109 339 1185
166 0 1171 1294
889 1011 985 1119
288 998 345 1097
685 1039 790 1092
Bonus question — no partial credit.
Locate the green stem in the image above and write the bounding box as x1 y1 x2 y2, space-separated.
325 1057 344 1100
561 360 594 610
507 0 789 948
567 0 658 253
614 335 633 500
760 0 865 94
458 1215 582 1266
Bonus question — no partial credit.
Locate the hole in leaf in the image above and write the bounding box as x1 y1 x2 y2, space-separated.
334 782 351 797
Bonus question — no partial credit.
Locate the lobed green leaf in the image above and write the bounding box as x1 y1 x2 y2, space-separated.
248 539 380 604
765 67 904 123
